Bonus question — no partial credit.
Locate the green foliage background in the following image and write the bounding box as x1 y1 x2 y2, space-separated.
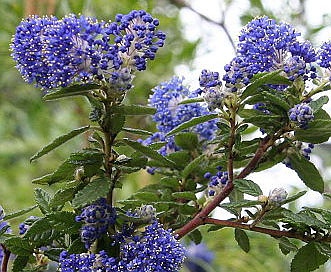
0 0 330 271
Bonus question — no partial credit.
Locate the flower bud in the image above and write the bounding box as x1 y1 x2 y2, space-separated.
268 188 288 206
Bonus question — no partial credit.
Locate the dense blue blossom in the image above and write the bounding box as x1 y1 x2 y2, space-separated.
289 103 314 128
119 220 186 272
140 77 217 165
223 16 317 90
59 219 186 271
75 198 116 249
185 243 214 272
11 11 165 90
317 41 331 80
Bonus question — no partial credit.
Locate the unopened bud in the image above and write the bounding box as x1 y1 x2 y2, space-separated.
135 204 156 222
74 166 85 181
268 188 288 206
258 195 268 203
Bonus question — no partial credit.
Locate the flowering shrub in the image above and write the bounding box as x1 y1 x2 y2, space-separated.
0 12 331 272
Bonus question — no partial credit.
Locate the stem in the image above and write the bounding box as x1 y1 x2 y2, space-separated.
176 129 283 239
204 218 331 243
169 0 236 52
1 244 10 272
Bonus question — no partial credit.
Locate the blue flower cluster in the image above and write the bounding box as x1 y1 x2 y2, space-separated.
318 41 331 80
204 167 229 197
198 69 229 110
11 10 165 90
75 198 116 249
184 242 214 272
223 16 317 90
139 77 218 170
59 219 186 271
289 102 314 129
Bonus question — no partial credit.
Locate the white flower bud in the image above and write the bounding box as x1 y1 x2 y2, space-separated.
268 188 288 205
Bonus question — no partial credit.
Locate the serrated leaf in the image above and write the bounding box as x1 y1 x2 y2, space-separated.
291 242 328 272
34 188 51 214
42 83 100 101
235 229 250 253
182 154 205 179
295 119 331 143
288 153 324 193
282 209 329 229
172 191 197 201
303 207 331 225
122 138 176 168
239 109 282 128
132 191 160 202
3 205 38 220
174 132 199 150
113 104 156 115
310 96 329 112
72 177 110 208
167 114 218 136
242 70 290 99
178 204 197 215
49 187 76 210
68 238 86 254
12 255 29 272
278 237 298 255
4 237 34 255
234 179 263 196
280 191 306 205
44 248 64 262
30 126 90 162
122 127 153 135
261 91 291 111
160 177 180 189
32 149 103 185
220 200 261 209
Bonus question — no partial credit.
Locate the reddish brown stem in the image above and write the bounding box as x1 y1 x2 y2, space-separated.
204 218 331 243
1 244 10 272
176 134 277 239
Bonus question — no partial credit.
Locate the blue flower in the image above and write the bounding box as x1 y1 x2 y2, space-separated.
11 11 166 91
223 16 316 90
204 168 228 197
288 102 314 129
185 243 214 272
317 41 331 80
75 198 116 249
119 220 186 272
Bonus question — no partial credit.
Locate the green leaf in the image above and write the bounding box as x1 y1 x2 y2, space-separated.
122 138 176 168
220 200 261 209
32 149 103 185
234 179 263 196
160 177 180 189
239 109 282 128
43 83 100 101
49 187 76 210
172 191 197 201
3 205 38 220
132 191 160 202
278 237 298 255
295 119 331 144
234 229 250 253
282 209 329 229
242 70 291 99
4 237 34 256
188 229 202 244
178 97 204 105
288 152 324 193
122 127 154 136
167 114 218 136
30 126 90 162
174 132 199 150
261 91 291 111
280 191 307 205
182 154 205 179
310 96 329 112
34 188 51 214
72 177 110 208
291 242 328 272
113 104 156 115
12 256 29 272
303 207 331 224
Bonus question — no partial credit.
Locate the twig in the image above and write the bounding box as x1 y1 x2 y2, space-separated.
204 218 331 243
1 244 10 272
169 0 236 51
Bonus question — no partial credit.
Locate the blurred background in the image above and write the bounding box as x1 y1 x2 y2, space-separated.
0 0 330 271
